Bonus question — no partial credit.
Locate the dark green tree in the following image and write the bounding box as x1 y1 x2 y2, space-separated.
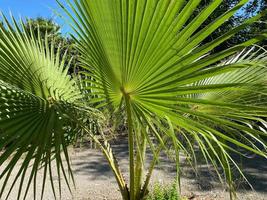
243 0 267 47
25 17 60 39
191 0 266 51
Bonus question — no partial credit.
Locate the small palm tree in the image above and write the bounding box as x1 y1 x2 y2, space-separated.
1 1 267 200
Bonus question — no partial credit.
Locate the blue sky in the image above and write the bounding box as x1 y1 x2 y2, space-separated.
0 0 71 35
0 0 258 36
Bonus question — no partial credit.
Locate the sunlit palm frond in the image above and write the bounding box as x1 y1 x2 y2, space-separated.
0 14 81 101
61 0 267 198
0 15 94 200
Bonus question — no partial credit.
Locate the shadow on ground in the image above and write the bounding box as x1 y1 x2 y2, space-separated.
71 137 267 194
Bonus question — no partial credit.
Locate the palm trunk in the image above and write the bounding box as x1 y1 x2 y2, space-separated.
124 90 136 200
134 131 147 200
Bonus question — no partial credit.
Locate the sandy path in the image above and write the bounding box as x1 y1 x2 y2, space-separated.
1 139 267 200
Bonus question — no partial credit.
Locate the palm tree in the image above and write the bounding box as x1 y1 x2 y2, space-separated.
0 1 267 200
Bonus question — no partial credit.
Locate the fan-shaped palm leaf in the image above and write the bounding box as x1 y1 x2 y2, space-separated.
0 15 93 200
60 0 267 199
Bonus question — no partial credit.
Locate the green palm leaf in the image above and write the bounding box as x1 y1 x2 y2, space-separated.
0 15 91 200
61 0 267 199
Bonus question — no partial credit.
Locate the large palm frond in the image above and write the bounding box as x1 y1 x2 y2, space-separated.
0 15 92 200
61 0 267 199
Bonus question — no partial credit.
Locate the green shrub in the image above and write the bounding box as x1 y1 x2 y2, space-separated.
147 182 186 200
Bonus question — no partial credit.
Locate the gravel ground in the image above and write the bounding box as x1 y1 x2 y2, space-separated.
1 139 267 200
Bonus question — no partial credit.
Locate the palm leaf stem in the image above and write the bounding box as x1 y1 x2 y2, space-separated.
123 87 136 200
75 121 129 200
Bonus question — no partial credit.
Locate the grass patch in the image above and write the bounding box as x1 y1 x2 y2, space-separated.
147 182 188 200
